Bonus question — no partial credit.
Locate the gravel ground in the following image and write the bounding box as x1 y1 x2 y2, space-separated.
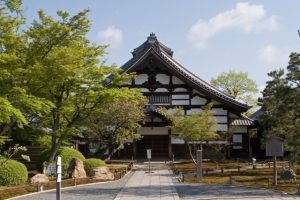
11 172 133 200
174 183 295 200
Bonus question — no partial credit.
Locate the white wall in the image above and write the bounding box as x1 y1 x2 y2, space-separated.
139 127 169 135
211 108 227 115
156 73 169 84
173 76 184 84
174 88 188 92
172 100 190 105
135 74 148 85
172 94 189 99
191 96 207 105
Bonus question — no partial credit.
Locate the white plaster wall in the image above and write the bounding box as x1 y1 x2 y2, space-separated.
216 116 228 123
186 108 202 115
155 88 169 92
139 127 168 135
216 124 228 132
191 96 207 105
174 88 188 92
172 94 189 99
172 100 190 105
135 74 148 85
156 73 170 84
140 88 149 92
231 126 247 133
212 100 222 105
212 108 228 115
173 76 184 84
171 137 185 144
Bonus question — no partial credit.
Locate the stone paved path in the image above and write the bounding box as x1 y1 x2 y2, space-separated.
114 163 180 200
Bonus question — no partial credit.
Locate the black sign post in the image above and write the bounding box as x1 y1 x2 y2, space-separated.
56 156 62 200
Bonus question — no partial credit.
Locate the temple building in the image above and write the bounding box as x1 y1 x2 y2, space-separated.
111 33 254 159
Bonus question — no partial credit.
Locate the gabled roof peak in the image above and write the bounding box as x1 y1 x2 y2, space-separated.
147 33 157 44
132 33 173 57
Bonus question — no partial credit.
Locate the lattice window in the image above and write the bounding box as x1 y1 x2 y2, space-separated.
147 95 170 104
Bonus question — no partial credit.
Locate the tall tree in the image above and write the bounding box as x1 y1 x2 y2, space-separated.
211 70 259 109
259 52 300 162
170 103 218 164
24 9 137 163
0 0 53 135
86 88 147 161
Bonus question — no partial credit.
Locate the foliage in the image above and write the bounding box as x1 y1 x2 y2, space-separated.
0 0 54 135
0 136 28 167
259 52 300 162
83 158 106 176
86 88 147 160
210 70 259 112
0 159 28 186
37 147 85 174
171 103 218 163
203 146 226 163
172 103 218 142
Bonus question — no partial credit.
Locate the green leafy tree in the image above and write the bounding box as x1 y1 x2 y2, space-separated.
211 70 259 110
0 0 53 135
171 103 218 164
86 88 147 161
259 52 300 162
23 9 136 163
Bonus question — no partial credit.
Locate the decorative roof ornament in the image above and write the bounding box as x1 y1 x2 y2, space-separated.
147 33 157 44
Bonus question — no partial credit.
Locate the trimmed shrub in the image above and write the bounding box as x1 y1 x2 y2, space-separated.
37 147 85 175
84 158 106 176
203 148 226 163
0 159 28 186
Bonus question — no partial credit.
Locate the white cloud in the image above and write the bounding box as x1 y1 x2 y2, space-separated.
258 45 289 65
187 2 279 48
97 26 123 48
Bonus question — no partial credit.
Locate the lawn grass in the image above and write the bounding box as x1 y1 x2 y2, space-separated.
173 161 300 193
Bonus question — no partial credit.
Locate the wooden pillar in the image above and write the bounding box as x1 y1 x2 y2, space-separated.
168 129 172 159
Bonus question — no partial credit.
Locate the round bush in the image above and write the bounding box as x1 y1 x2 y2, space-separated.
203 148 226 163
0 159 28 186
84 158 106 176
37 147 85 174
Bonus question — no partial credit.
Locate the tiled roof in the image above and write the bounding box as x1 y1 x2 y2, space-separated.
229 115 254 126
120 33 250 112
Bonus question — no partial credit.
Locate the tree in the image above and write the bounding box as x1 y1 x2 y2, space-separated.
170 103 218 164
0 0 53 135
85 88 147 161
211 70 259 109
259 52 300 162
22 9 137 163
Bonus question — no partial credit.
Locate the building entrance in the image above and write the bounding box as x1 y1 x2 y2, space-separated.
136 135 169 158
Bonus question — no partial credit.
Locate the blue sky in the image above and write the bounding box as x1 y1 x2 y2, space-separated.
23 0 300 91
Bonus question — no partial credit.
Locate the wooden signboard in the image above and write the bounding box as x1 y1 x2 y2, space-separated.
266 137 284 157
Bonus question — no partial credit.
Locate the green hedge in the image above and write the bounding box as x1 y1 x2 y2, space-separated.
37 147 85 175
84 158 106 176
0 159 28 186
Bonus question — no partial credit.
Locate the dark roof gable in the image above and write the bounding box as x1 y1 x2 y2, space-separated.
121 33 250 112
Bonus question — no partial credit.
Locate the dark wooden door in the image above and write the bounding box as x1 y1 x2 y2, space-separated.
136 135 169 158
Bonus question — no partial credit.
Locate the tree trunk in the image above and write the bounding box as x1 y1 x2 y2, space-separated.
104 145 123 162
48 136 64 163
187 143 196 165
